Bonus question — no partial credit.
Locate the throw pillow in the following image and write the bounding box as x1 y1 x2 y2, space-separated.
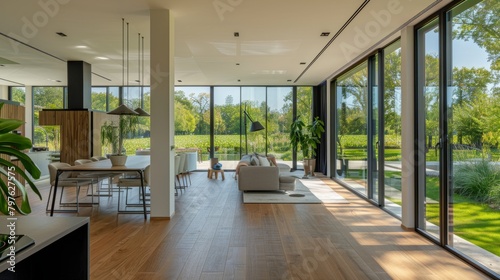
250 155 260 166
241 154 252 162
258 155 270 166
267 155 278 167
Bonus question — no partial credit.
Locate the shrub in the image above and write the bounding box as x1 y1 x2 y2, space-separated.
453 159 500 202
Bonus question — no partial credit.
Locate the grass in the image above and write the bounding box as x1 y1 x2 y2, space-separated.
425 176 500 256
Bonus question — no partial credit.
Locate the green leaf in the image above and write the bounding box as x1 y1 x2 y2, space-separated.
0 147 41 179
0 119 23 134
0 133 33 150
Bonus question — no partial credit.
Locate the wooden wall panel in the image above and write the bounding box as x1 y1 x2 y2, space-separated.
39 110 91 165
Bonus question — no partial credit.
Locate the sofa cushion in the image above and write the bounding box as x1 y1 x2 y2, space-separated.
250 155 260 166
258 155 271 166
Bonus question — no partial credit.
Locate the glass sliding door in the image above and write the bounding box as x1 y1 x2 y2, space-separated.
336 62 369 196
174 86 211 164
296 87 313 169
267 87 293 166
33 87 64 151
242 87 266 155
214 87 241 169
383 41 403 216
447 0 500 275
417 18 441 239
369 55 379 201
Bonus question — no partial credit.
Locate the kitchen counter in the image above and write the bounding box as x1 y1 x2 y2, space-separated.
0 216 89 279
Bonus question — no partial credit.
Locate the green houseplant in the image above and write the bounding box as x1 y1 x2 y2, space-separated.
100 115 139 165
290 116 325 178
0 103 41 215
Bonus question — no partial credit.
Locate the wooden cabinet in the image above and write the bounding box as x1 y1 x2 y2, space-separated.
39 109 116 165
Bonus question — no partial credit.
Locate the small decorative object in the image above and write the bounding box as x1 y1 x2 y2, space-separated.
213 163 222 170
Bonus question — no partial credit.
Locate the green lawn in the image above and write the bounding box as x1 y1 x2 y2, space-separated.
425 177 500 256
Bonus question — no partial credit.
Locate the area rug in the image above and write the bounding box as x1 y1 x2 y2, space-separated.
242 178 349 204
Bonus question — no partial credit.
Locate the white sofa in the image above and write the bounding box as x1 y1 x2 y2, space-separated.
237 154 295 191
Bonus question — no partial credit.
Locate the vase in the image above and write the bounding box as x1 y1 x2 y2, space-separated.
303 158 316 177
110 155 128 166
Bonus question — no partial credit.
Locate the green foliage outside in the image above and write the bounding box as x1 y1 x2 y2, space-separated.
425 176 500 256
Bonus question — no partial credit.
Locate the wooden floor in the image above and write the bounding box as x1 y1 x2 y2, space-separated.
24 172 490 280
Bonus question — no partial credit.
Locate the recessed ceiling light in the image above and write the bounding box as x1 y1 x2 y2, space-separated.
55 80 62 83
300 62 306 65
95 56 109 60
237 79 241 82
287 79 292 82
75 45 88 49
236 63 240 66
320 32 330 37
135 79 140 83
56 32 67 37
234 32 239 37
177 80 182 83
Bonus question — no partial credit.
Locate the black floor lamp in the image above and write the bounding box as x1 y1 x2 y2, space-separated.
243 109 265 155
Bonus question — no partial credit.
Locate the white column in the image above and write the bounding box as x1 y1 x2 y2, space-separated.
400 26 415 229
0 86 8 99
326 80 331 178
24 86 33 140
149 9 175 218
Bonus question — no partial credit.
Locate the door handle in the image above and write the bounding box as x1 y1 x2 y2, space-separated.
434 141 441 156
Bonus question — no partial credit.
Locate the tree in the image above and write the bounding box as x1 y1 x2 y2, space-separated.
452 67 492 144
190 92 210 135
453 0 500 70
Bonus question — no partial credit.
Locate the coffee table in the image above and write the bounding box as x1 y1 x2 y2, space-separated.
208 168 225 180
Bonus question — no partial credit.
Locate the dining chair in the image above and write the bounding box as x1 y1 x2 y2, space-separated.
46 162 96 213
74 159 118 197
116 165 150 217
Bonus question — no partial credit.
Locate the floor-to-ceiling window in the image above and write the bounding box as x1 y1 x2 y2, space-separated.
296 87 313 169
267 87 293 166
382 41 403 216
241 87 266 155
335 62 369 196
214 87 241 167
174 86 211 162
33 86 65 151
416 0 500 277
9 86 25 105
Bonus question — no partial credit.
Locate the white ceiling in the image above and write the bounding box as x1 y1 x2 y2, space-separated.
0 0 446 87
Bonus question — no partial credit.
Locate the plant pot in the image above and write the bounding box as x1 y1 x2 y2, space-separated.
110 155 128 166
303 158 316 177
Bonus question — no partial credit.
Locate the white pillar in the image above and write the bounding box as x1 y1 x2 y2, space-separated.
400 26 415 229
0 86 8 99
326 80 331 178
25 86 33 140
149 9 175 218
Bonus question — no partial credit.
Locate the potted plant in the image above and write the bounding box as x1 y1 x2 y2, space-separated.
0 103 41 215
290 116 325 178
100 115 139 166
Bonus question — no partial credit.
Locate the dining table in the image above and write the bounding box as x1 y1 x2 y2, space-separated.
49 155 150 219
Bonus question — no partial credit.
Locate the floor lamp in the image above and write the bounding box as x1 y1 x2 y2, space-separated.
243 110 265 154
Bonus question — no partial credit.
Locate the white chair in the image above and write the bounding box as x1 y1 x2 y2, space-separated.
116 165 150 218
177 153 189 188
91 156 107 161
74 159 117 197
135 149 151 155
174 155 184 195
46 162 95 213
